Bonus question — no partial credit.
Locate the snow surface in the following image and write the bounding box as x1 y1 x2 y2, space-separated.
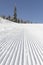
0 18 43 65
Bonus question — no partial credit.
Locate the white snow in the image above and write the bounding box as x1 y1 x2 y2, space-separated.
0 18 43 65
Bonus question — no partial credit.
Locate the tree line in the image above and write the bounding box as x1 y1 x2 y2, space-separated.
1 6 32 23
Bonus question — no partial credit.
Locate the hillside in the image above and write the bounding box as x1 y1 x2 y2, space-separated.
0 18 43 65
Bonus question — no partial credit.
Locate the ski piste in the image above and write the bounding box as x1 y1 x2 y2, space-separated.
0 18 43 65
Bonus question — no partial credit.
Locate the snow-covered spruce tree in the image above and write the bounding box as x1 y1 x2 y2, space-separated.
13 5 17 22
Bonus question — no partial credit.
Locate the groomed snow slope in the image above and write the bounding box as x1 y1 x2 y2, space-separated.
0 18 43 65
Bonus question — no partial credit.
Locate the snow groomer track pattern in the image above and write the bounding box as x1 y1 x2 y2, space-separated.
0 18 43 65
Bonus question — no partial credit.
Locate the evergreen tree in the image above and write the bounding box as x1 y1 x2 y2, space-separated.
2 16 5 19
21 19 23 23
8 16 10 20
18 19 20 23
13 5 17 22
